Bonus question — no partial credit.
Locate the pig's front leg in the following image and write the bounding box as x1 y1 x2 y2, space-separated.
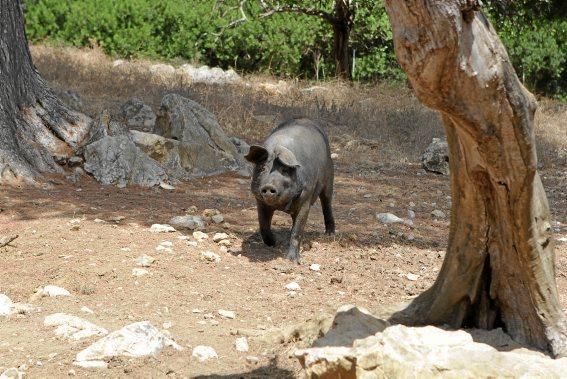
257 201 276 247
287 201 311 263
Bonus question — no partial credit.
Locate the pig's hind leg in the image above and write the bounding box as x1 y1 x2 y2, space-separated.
257 201 276 247
319 185 335 235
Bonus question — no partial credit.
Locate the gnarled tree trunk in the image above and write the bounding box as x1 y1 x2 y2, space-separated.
0 0 91 183
384 0 567 357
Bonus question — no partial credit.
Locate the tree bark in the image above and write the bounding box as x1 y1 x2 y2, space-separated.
332 0 353 80
0 0 91 184
384 0 567 357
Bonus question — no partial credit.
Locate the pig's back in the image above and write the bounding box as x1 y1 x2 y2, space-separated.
266 119 331 187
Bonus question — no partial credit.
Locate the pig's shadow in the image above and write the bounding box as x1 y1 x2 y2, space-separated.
240 229 325 262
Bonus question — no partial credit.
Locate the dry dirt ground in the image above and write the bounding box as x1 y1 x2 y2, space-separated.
1 46 566 378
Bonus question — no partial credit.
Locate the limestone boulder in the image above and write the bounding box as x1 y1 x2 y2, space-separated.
295 307 567 378
84 135 167 187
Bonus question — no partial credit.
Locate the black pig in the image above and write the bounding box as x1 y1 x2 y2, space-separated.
245 118 335 262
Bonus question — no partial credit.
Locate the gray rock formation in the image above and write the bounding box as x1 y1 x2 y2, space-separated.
154 94 245 174
84 135 166 187
422 137 450 175
121 98 156 132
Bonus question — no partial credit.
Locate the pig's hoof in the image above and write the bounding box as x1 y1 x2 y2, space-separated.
325 228 335 235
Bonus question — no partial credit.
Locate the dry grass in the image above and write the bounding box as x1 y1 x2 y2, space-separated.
30 44 565 167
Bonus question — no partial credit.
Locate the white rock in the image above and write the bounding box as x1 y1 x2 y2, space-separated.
192 345 218 362
132 268 149 277
44 313 108 340
73 360 108 369
218 309 236 319
40 285 71 297
558 237 567 243
407 209 416 219
246 355 260 364
285 282 301 291
159 182 176 190
330 153 339 159
149 63 176 76
193 231 209 241
81 306 94 314
112 59 125 67
235 337 249 352
159 241 173 247
213 232 229 242
376 213 404 224
406 273 420 281
0 368 24 379
75 321 182 366
309 264 321 272
136 255 155 267
150 224 176 233
201 251 221 263
0 294 14 316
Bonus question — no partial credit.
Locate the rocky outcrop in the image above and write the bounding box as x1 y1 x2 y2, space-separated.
154 94 247 174
295 306 567 378
422 137 449 175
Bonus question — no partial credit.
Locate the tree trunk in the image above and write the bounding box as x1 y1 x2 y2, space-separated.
332 0 352 80
0 0 91 184
384 0 567 357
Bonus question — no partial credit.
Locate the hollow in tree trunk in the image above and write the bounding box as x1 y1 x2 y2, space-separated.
0 0 91 184
384 0 567 357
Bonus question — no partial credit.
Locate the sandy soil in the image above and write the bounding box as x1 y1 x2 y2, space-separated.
1 152 566 378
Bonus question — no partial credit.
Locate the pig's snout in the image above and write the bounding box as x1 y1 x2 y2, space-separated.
260 184 278 200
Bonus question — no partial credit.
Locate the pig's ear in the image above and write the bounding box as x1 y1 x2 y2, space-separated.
245 145 269 164
275 145 301 168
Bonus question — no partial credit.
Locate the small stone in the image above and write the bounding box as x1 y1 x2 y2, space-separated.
202 208 220 218
431 210 446 219
218 309 236 319
150 224 176 233
200 251 221 263
309 264 321 272
213 233 229 242
363 194 372 198
407 210 416 219
211 214 224 224
40 285 71 297
159 183 176 190
218 239 231 247
68 369 76 376
81 306 94 314
93 218 106 223
136 255 155 267
285 282 301 291
162 321 173 329
192 309 202 314
246 356 259 364
109 216 125 223
169 215 204 230
235 337 249 352
193 231 209 241
0 294 14 316
330 153 339 159
409 201 416 208
406 273 420 281
288 291 298 298
132 268 149 277
192 346 218 362
376 213 404 224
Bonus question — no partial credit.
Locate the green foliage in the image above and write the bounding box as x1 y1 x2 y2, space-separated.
23 0 565 96
485 0 566 97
